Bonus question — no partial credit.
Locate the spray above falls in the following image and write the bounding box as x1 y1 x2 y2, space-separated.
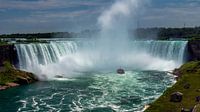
15 0 188 79
98 0 142 31
15 41 187 79
97 0 143 44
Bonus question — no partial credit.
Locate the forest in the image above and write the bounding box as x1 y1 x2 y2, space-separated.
134 27 200 40
1 27 200 40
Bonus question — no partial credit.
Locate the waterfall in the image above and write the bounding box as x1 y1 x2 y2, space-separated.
15 41 78 72
131 41 187 64
15 40 188 78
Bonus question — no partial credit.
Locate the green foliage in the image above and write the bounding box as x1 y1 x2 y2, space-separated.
0 70 15 85
179 61 200 74
0 61 14 85
1 27 200 40
3 61 12 71
145 61 200 112
0 63 37 86
0 39 9 46
134 27 200 40
0 32 74 39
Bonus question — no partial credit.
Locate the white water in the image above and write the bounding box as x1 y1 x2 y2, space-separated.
15 40 187 79
15 0 187 79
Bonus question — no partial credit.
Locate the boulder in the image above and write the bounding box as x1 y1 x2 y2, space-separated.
15 76 29 85
142 105 150 112
183 83 191 89
173 68 182 77
6 83 19 87
181 108 193 112
196 96 200 102
193 104 200 112
170 92 183 102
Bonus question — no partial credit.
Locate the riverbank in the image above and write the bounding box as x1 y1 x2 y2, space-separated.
0 62 38 91
145 61 200 112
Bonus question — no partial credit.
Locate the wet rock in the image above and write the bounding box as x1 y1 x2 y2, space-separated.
6 83 19 87
15 76 29 85
170 92 183 102
142 105 150 111
196 96 200 102
0 83 19 91
181 108 193 112
0 86 9 90
193 104 200 112
13 71 38 85
175 77 179 80
173 68 182 77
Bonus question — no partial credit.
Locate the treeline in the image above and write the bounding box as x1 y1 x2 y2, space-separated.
0 32 73 39
1 27 200 40
134 27 200 40
0 30 97 39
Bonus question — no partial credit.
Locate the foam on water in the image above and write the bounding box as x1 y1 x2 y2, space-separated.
15 0 187 79
15 40 187 79
12 71 175 112
6 1 185 112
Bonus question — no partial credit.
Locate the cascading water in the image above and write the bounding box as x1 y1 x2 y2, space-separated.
14 40 187 111
15 40 188 79
131 41 187 64
15 41 78 70
3 0 190 111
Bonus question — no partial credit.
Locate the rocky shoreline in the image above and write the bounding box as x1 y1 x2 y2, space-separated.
0 62 38 91
145 61 200 112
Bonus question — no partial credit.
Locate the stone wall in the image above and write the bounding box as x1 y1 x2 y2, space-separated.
0 44 18 66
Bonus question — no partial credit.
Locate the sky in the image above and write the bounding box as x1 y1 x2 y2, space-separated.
0 0 200 34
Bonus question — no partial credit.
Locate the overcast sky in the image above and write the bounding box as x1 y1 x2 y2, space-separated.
0 0 200 34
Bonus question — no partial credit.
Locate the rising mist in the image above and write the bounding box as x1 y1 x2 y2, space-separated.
15 0 186 79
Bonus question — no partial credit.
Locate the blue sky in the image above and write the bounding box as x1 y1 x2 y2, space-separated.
0 0 200 34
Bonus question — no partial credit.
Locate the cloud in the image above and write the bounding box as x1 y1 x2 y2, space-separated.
0 0 111 10
139 0 200 27
0 0 200 34
32 10 100 19
0 0 112 34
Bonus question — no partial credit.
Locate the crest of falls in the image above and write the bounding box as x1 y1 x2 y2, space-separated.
15 40 187 79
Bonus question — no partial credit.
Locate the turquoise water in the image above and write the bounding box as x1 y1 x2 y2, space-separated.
0 71 175 112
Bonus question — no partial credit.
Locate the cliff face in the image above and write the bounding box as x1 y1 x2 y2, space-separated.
188 40 200 61
0 44 18 66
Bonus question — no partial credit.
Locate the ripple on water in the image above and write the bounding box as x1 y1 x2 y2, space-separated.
14 71 175 112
